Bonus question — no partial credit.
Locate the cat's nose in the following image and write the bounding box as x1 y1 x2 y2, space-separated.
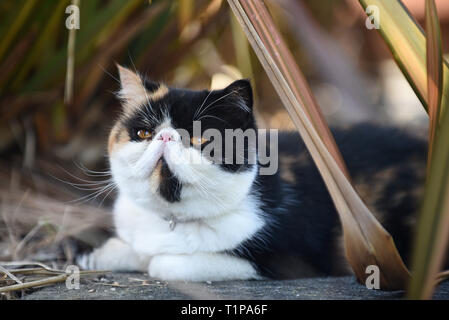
157 131 174 143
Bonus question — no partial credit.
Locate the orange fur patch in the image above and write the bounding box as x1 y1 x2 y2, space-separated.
152 160 163 182
108 124 130 154
120 83 169 118
149 85 169 101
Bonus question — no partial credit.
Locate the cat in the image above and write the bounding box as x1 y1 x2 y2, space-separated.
77 65 426 281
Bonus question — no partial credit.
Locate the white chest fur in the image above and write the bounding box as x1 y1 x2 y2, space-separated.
113 193 265 256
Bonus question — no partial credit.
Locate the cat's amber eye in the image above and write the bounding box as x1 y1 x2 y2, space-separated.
191 136 209 146
137 129 152 140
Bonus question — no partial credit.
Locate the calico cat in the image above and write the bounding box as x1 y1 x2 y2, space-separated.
77 65 426 281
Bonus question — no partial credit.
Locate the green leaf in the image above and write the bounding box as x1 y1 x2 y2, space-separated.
0 0 38 63
408 0 449 300
22 0 141 93
408 80 449 299
424 0 443 166
358 0 449 121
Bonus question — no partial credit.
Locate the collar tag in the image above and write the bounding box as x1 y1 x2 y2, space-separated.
168 215 177 231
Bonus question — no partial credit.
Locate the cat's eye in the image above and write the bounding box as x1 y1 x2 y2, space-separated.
191 136 209 146
137 129 152 140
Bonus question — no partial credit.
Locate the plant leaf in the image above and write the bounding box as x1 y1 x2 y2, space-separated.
358 0 448 122
64 0 79 106
408 84 449 299
228 0 410 290
0 0 38 63
425 0 443 168
407 0 449 300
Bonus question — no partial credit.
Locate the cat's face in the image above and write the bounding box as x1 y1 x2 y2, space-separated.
109 65 258 219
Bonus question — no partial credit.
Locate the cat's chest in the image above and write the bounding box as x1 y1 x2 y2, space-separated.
112 193 265 255
112 194 171 244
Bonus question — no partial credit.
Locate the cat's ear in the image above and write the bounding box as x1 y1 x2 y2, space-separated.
116 64 147 107
224 79 253 110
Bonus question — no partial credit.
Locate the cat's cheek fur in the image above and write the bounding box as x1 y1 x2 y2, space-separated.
110 139 164 178
108 140 164 206
162 142 206 184
159 143 259 218
165 165 258 220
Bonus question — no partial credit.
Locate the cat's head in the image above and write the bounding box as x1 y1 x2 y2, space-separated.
108 65 258 219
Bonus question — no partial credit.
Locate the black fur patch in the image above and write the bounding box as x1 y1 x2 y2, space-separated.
230 125 427 279
158 158 182 202
143 79 160 93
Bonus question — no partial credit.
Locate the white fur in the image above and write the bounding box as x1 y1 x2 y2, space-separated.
77 237 150 271
149 253 259 281
80 119 264 281
113 193 263 255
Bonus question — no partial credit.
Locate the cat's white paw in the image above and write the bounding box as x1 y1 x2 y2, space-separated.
148 255 184 280
149 253 259 282
76 237 151 272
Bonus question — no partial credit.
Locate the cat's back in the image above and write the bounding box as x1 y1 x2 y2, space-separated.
276 123 426 264
238 123 427 279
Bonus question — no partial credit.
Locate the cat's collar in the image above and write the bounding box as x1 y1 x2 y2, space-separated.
164 215 177 231
162 214 199 231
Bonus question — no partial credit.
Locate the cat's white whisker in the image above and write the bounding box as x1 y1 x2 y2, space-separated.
66 182 117 205
99 64 121 84
193 90 213 120
194 90 237 120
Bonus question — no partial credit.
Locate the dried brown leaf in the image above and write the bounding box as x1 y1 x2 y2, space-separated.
228 0 410 290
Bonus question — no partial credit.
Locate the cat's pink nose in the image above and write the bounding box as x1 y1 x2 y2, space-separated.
158 132 174 143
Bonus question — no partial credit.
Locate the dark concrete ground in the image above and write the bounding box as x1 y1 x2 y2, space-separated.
21 273 449 300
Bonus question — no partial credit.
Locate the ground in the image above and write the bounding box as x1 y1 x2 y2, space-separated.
21 274 449 300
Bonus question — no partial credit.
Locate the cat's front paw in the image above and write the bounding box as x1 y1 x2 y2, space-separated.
76 237 151 272
148 255 185 280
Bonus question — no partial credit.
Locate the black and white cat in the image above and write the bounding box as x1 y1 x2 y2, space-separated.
77 65 426 281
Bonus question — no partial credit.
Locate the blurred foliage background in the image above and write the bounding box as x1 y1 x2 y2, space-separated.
3 0 448 170
0 0 449 296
